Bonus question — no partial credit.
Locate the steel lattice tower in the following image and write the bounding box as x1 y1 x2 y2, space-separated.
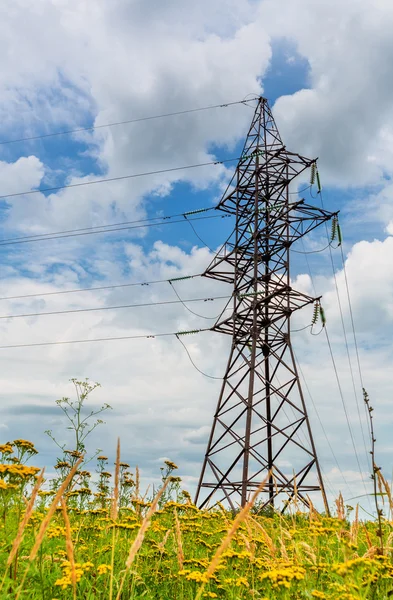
195 97 335 513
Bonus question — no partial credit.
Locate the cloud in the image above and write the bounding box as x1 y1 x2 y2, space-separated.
0 0 392 512
0 0 271 236
260 0 393 185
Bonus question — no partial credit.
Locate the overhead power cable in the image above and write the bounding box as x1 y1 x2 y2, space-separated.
0 274 202 302
0 213 231 247
176 335 223 380
0 294 232 321
0 206 216 244
183 214 215 253
324 326 369 500
292 242 331 255
0 157 240 201
339 243 372 443
294 350 354 497
0 328 209 350
317 185 371 469
299 232 370 506
168 281 228 320
0 98 258 146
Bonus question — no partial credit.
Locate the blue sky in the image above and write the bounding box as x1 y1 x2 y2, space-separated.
0 0 393 514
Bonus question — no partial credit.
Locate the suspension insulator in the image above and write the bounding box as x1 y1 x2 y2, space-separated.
310 162 317 185
311 300 320 326
316 171 322 193
337 223 343 246
331 215 338 242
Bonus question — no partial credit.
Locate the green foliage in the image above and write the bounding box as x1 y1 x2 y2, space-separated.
45 378 112 494
0 380 393 599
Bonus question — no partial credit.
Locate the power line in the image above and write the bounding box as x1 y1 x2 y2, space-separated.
0 213 231 247
0 294 232 321
339 243 372 442
0 207 216 244
317 187 371 475
0 329 209 350
325 234 370 462
0 98 258 146
294 350 354 497
176 334 223 380
298 235 366 501
0 275 202 302
304 180 371 480
168 281 227 320
324 326 369 499
292 242 331 255
0 156 240 201
183 214 215 253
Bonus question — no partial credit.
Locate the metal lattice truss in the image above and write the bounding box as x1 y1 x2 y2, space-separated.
195 97 336 513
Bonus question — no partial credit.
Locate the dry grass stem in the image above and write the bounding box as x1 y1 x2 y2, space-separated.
174 508 184 569
377 469 393 520
335 492 345 520
194 475 268 600
247 515 276 558
111 437 121 522
109 438 121 600
350 504 359 545
115 477 171 600
29 457 83 561
158 529 172 552
6 468 45 569
61 497 77 600
14 458 83 600
363 524 373 550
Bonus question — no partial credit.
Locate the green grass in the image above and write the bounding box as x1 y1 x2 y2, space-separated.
0 439 393 599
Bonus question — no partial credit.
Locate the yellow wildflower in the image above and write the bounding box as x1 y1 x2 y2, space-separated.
0 464 40 478
259 565 306 589
185 571 210 583
0 479 18 490
97 564 112 575
164 460 178 470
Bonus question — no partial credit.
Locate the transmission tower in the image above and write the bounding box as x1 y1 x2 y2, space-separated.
195 97 336 513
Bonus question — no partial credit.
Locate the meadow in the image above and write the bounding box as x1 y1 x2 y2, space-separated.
0 381 392 600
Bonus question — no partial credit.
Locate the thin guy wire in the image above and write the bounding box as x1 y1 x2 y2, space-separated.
0 294 232 321
0 330 210 350
0 98 258 145
0 156 240 200
0 214 230 247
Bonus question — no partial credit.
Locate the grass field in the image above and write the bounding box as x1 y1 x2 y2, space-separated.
1 438 393 600
1 383 392 600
